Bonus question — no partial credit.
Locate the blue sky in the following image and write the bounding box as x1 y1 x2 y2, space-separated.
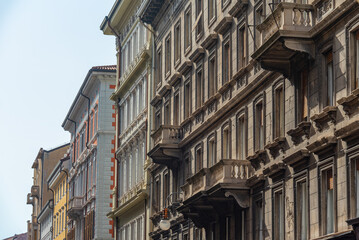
0 0 116 238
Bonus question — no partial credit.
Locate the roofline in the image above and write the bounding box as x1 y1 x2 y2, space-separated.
47 155 70 186
61 67 116 129
43 143 70 153
100 0 121 32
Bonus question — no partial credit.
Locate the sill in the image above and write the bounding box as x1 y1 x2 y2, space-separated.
265 137 286 157
201 33 218 49
174 59 181 70
165 71 171 80
188 46 205 63
335 120 359 142
213 16 233 35
287 121 311 145
178 60 192 75
168 72 181 86
208 16 217 28
180 117 192 127
222 0 231 12
150 94 162 107
218 81 231 94
311 106 337 131
282 149 309 171
195 31 204 43
204 95 217 107
263 162 286 182
228 0 248 18
306 136 337 156
246 149 267 170
184 45 192 57
337 88 359 115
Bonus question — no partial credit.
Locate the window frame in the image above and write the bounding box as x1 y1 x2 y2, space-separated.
195 62 204 109
174 20 181 67
184 5 192 54
184 74 192 119
272 183 285 240
155 46 163 88
294 171 310 240
221 121 232 159
208 47 217 98
273 80 285 139
207 132 217 167
253 94 266 152
236 108 247 160
222 32 232 85
165 33 172 78
237 20 247 70
208 0 217 26
195 143 204 173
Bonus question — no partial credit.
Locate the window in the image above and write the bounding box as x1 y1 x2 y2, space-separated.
184 6 192 52
297 69 308 123
208 49 217 98
195 144 203 173
324 51 334 107
174 22 181 65
273 189 284 240
208 134 216 167
153 177 161 212
353 30 359 90
195 0 203 38
254 100 265 151
155 106 161 130
254 198 263 240
163 171 170 207
156 47 162 87
89 112 93 139
238 24 247 69
349 156 359 218
321 167 334 234
165 34 171 76
164 99 171 125
237 114 246 160
184 77 192 119
173 91 180 125
184 154 191 179
274 84 285 138
225 216 231 240
254 5 264 50
222 124 231 159
296 179 308 240
196 65 204 109
208 0 216 24
223 35 231 84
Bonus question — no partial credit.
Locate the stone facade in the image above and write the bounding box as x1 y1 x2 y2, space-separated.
139 0 359 239
62 66 116 240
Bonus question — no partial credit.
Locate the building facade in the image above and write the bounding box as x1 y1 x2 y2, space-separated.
62 65 116 240
101 2 151 239
140 0 359 239
37 201 52 240
26 144 69 240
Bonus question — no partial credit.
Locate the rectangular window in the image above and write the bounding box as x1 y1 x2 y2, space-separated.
164 100 171 125
153 177 161 212
296 180 308 240
298 69 308 123
163 172 170 207
254 5 263 50
196 66 204 109
174 22 181 65
173 91 180 125
238 25 247 69
223 125 230 159
184 78 192 119
184 6 192 52
255 101 264 151
325 51 334 107
274 86 285 138
223 36 231 84
184 154 191 179
165 35 171 76
156 48 162 87
254 199 263 240
208 0 216 24
208 49 217 98
155 107 161 130
356 159 359 217
355 30 359 89
195 0 203 38
208 135 216 167
237 116 246 160
273 190 284 240
195 145 203 173
321 168 334 234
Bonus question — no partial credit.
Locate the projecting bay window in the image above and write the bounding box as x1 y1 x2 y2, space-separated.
208 134 217 167
320 167 335 235
208 0 216 24
173 91 180 125
155 47 162 87
196 65 204 109
223 35 231 84
297 69 308 123
184 6 192 53
238 23 247 69
222 123 231 159
324 51 334 107
195 0 203 39
254 99 265 151
164 99 171 125
208 48 217 98
195 144 203 173
174 22 181 66
296 178 308 240
237 114 247 160
273 189 284 240
184 77 192 119
274 84 285 138
165 34 171 77
253 197 264 240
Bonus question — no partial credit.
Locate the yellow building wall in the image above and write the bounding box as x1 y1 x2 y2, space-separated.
52 175 68 240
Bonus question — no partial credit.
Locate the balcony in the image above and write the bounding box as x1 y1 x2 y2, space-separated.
179 159 253 227
30 185 39 198
252 2 315 77
68 196 83 219
148 125 182 168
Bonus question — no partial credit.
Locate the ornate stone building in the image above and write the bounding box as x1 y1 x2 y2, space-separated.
139 0 359 238
62 65 116 240
101 1 151 239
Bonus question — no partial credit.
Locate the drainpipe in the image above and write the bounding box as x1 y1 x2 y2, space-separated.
66 118 77 167
80 92 91 149
60 156 70 239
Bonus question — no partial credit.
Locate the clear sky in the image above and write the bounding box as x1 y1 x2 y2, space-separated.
0 0 116 238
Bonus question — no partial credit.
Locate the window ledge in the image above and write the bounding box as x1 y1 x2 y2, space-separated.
306 136 337 156
311 106 337 131
282 149 309 171
150 94 162 107
213 16 233 35
246 149 267 170
263 162 286 182
337 88 359 115
178 60 192 75
335 120 359 142
228 0 249 18
265 137 286 157
287 121 311 145
201 33 218 49
188 46 205 63
168 72 182 86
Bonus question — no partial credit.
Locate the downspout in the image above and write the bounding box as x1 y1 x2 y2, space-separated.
66 118 77 167
60 157 70 239
80 92 91 149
